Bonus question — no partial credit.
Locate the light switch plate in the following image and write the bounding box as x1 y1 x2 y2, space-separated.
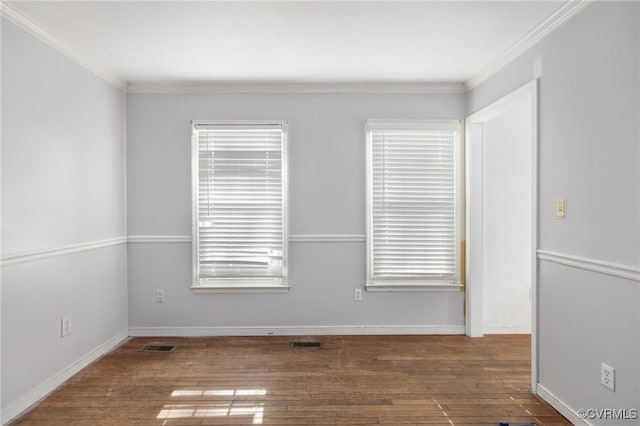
555 198 566 219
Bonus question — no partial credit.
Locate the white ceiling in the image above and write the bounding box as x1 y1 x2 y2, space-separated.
6 1 566 88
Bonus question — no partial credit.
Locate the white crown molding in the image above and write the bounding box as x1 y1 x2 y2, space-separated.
128 325 465 337
0 2 127 91
537 249 640 282
1 329 128 425
126 81 465 94
464 0 594 91
2 0 593 96
1 237 127 267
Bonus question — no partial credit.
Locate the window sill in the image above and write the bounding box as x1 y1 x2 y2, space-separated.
365 283 463 292
191 284 290 294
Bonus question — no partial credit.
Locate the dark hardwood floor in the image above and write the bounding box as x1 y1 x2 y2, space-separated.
10 335 570 425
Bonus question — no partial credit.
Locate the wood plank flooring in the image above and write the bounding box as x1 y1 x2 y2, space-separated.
10 335 570 425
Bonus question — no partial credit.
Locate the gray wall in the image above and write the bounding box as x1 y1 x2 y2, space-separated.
1 19 127 417
126 93 466 331
3 1 639 424
468 2 639 421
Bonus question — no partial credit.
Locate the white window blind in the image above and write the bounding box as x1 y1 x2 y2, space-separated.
366 120 460 288
192 121 288 290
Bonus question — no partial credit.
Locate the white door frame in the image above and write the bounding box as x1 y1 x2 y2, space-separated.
464 80 539 392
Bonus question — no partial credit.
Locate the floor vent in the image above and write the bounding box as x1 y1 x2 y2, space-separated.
139 344 175 352
290 341 323 349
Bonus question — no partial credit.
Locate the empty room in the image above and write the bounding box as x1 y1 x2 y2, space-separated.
1 1 639 425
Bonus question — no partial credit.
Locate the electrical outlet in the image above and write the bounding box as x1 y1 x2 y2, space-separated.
601 362 615 391
156 289 165 303
354 288 363 302
61 315 72 337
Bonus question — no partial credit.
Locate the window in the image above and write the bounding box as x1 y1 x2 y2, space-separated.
191 121 288 292
365 120 462 290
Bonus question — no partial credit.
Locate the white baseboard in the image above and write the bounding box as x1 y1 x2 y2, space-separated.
483 325 531 334
537 383 590 425
128 325 465 337
2 329 129 425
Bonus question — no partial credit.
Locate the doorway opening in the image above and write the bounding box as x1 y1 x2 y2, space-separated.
465 80 538 391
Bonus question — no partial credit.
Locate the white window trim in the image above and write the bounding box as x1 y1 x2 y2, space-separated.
365 119 464 292
191 120 289 293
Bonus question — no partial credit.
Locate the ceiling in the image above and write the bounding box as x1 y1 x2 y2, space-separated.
5 1 568 89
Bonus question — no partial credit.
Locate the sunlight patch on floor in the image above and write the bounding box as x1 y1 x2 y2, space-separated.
158 388 267 424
